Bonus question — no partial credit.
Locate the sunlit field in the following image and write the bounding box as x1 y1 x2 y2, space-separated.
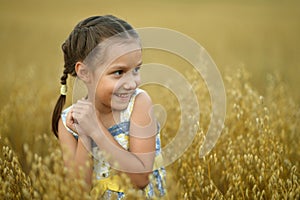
1 0 299 199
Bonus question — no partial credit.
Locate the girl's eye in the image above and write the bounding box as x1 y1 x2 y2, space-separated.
133 66 141 74
113 70 123 76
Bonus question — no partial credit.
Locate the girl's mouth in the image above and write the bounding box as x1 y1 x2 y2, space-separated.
114 93 132 101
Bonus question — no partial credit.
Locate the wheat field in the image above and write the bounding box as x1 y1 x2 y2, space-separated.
0 0 299 199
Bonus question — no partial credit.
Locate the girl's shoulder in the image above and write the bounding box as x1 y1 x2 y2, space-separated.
131 88 148 103
133 88 153 109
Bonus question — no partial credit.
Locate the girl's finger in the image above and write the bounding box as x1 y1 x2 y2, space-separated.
67 109 76 122
77 99 93 106
73 118 79 124
72 104 87 111
72 111 81 119
66 110 78 132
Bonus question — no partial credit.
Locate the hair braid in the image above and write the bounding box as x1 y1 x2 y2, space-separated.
61 69 68 85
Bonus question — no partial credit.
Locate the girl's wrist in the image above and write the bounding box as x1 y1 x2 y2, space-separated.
89 130 103 141
89 121 106 140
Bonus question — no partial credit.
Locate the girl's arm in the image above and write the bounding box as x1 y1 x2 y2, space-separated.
126 92 157 188
57 118 93 189
72 92 157 189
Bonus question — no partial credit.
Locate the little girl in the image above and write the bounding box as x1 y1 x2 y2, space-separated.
51 15 166 199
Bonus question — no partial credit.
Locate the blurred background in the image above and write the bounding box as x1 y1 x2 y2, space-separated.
1 0 299 152
1 0 299 105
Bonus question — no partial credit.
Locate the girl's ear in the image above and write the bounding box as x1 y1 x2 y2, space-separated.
75 62 91 83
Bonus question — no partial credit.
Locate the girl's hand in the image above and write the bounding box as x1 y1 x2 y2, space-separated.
72 100 100 138
66 108 78 134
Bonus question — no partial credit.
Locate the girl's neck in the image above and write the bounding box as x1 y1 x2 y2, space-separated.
96 108 121 129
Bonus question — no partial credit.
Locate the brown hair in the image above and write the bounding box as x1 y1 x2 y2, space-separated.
51 15 138 137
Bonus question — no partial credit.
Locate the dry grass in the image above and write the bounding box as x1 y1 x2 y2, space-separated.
0 66 299 199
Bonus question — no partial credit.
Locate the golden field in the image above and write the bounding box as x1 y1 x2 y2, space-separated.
0 0 299 199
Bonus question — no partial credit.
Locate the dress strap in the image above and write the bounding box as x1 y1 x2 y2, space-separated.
120 88 144 122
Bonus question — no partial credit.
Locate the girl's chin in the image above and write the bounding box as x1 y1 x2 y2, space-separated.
111 101 130 111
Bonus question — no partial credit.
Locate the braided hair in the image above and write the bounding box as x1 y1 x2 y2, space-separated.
52 15 138 137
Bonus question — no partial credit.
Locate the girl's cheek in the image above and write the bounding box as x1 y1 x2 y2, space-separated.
136 76 141 87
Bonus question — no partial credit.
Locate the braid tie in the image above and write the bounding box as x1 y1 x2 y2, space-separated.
60 84 68 95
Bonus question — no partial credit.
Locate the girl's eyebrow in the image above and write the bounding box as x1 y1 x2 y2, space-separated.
136 61 143 66
110 61 143 70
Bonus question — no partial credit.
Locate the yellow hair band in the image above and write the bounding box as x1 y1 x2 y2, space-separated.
60 84 68 95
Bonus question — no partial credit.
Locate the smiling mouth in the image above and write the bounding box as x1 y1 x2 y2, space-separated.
114 93 132 99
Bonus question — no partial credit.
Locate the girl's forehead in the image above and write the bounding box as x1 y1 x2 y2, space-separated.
107 42 141 58
109 49 142 66
93 44 142 75
85 38 141 73
103 42 141 64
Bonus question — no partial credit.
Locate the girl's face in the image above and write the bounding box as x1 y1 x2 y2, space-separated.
93 48 142 113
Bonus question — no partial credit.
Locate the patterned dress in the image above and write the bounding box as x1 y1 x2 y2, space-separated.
61 88 166 199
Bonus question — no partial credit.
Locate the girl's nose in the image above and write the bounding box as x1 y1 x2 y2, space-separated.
123 73 139 90
123 79 137 90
